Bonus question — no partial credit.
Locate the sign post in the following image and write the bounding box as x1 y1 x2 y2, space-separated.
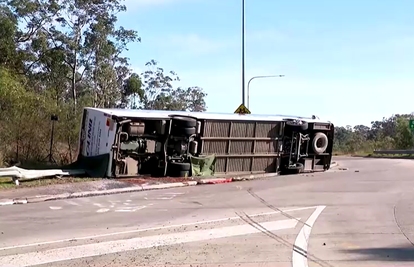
234 103 251 114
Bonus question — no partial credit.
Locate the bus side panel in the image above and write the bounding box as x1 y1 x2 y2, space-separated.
79 108 114 157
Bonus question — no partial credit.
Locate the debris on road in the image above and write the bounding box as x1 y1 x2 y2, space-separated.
0 166 85 185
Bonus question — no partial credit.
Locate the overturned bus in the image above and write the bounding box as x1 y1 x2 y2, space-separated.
78 108 334 178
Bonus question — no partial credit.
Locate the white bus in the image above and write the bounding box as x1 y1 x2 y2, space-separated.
78 108 334 178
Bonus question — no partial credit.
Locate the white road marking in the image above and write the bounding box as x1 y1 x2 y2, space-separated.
96 208 110 213
292 205 326 267
64 200 81 206
0 206 316 251
115 209 135 212
49 206 62 210
115 205 146 213
144 196 173 200
125 200 132 202
93 203 104 208
163 192 184 195
0 219 299 267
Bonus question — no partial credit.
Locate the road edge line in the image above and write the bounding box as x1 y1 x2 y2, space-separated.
292 205 326 267
0 206 316 251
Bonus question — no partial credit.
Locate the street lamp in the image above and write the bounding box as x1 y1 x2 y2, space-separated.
241 0 246 106
247 75 285 109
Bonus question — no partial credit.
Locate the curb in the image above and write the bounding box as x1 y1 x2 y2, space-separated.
197 178 232 184
0 163 337 206
231 173 278 181
330 162 338 168
1 181 198 206
0 199 14 206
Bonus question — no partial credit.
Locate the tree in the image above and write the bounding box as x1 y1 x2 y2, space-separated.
394 117 413 149
138 60 207 111
0 1 207 166
7 0 139 110
122 73 143 109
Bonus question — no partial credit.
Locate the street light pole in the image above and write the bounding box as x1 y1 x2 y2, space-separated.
241 0 246 106
247 75 285 109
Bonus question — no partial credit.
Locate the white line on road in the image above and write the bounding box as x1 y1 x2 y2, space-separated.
63 200 81 206
115 209 135 212
0 219 299 267
292 205 326 267
96 208 110 213
115 205 146 212
0 206 316 251
144 196 173 200
49 206 62 210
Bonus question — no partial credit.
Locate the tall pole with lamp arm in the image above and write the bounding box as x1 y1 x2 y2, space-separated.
247 75 285 109
241 0 246 106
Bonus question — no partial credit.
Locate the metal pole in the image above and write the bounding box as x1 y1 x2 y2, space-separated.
48 120 55 163
241 0 246 106
247 75 285 109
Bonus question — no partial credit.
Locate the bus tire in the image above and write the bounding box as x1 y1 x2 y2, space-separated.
170 162 191 171
171 116 197 128
285 120 308 131
171 127 196 136
312 132 328 154
169 162 191 177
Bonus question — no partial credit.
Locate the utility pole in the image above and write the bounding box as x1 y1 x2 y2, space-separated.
241 0 246 106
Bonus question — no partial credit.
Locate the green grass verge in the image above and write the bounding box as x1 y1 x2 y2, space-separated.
333 152 414 158
0 177 102 190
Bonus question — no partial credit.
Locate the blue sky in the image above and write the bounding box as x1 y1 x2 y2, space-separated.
119 0 414 127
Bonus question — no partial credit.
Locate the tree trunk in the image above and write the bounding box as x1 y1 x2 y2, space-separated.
71 52 78 112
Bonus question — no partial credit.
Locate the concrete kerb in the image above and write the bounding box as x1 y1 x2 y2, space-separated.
0 163 339 206
0 181 199 206
0 199 14 206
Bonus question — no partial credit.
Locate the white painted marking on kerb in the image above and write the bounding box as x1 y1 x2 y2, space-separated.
0 219 298 267
0 201 14 206
292 205 326 267
49 206 61 210
0 206 316 251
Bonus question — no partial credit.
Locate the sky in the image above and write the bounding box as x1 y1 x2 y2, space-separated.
118 0 414 127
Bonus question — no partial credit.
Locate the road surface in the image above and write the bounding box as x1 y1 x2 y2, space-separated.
1 157 414 267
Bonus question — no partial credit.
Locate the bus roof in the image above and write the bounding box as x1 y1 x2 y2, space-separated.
86 108 331 123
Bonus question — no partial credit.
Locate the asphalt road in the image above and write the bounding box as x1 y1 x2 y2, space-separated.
1 156 414 267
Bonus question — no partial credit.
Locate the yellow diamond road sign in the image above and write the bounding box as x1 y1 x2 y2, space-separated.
234 103 251 114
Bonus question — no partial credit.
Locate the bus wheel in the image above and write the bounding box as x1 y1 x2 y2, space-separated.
171 116 197 128
285 120 308 131
312 132 328 154
169 162 191 177
171 127 196 136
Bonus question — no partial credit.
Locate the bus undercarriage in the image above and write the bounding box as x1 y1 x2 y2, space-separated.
107 114 334 178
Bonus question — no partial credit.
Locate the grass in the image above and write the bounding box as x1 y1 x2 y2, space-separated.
0 177 102 190
333 151 414 158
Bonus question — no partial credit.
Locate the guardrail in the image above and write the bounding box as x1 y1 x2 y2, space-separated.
373 150 414 155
